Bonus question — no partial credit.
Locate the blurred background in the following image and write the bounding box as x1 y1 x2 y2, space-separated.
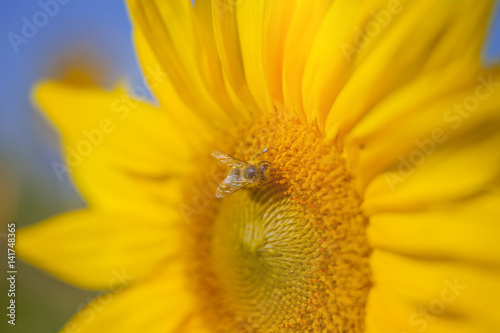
0 1 147 332
0 0 499 332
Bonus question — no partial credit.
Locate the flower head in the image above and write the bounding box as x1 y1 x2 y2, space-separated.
19 0 500 332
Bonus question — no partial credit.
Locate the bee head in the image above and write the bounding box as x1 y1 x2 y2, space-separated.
258 161 273 183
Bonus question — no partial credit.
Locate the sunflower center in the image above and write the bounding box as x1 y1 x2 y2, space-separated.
183 114 371 332
212 184 318 329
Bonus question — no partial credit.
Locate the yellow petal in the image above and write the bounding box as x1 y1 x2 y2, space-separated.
324 0 495 143
127 0 240 130
366 285 494 333
366 250 500 333
346 74 500 191
34 80 190 174
194 0 252 117
363 130 500 214
131 27 216 149
72 158 184 217
234 0 274 113
368 192 500 264
212 0 300 114
34 80 187 214
17 209 183 289
261 0 295 110
59 261 209 333
282 0 332 120
211 0 260 114
302 0 361 133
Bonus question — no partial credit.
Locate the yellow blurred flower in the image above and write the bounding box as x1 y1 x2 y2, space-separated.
18 0 500 332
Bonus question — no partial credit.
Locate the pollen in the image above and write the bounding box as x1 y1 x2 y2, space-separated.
182 113 371 332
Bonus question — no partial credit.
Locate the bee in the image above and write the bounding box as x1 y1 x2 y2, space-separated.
211 148 274 198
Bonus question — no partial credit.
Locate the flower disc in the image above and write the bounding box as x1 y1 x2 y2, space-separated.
183 115 371 332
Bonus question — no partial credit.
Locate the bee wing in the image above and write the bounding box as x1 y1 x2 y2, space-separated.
211 150 249 168
216 173 248 198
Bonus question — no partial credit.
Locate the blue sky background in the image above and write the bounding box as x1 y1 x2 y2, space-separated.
0 1 499 332
485 1 500 66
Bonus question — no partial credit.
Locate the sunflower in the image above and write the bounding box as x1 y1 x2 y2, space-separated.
18 0 500 332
